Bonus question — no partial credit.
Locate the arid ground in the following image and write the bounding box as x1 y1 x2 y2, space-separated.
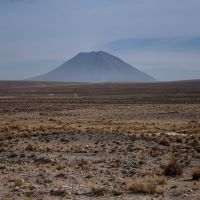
0 81 199 200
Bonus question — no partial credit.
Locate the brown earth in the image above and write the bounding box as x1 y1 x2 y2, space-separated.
0 80 199 200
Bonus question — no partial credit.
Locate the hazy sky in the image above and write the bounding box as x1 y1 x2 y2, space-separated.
0 0 200 81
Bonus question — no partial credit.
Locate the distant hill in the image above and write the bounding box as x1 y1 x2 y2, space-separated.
30 51 156 83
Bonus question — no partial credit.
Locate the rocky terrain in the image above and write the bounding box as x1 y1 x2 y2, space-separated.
0 81 199 200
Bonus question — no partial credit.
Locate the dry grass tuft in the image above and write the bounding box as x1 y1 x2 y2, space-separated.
88 183 106 196
192 168 200 180
163 156 182 177
126 176 166 194
8 177 25 188
50 180 66 196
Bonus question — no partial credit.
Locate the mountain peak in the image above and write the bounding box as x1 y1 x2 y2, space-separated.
77 51 109 57
31 51 156 83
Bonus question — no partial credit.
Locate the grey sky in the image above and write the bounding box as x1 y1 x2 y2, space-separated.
0 0 200 81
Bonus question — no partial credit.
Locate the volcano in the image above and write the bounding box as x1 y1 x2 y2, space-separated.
31 51 156 82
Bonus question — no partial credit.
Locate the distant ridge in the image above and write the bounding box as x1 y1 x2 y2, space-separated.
30 51 156 83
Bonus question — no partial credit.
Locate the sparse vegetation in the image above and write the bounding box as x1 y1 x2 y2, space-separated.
89 184 106 196
127 176 166 194
163 156 183 177
0 81 199 199
8 177 25 188
50 180 66 196
192 168 200 180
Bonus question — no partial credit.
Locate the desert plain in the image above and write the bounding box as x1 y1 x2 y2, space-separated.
0 80 199 200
